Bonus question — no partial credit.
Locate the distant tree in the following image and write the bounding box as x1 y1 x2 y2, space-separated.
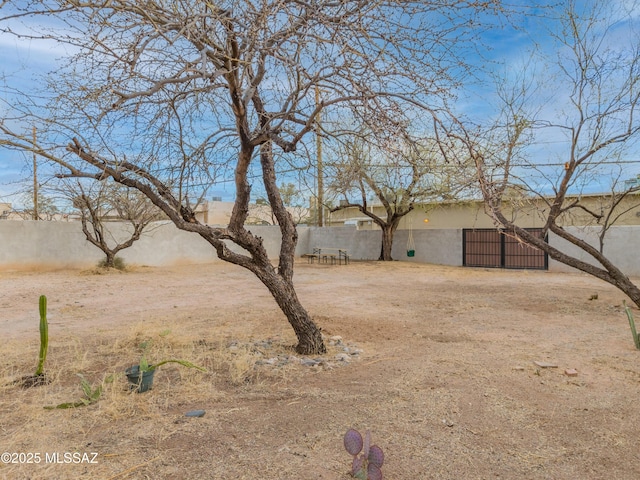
70 181 162 269
18 191 60 221
327 131 472 260
279 183 311 225
251 183 310 226
452 1 640 307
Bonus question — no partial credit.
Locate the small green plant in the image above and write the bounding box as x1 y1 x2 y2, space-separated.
344 428 384 480
126 339 206 392
97 256 126 270
136 340 206 373
45 374 112 409
623 301 640 350
139 357 206 372
35 295 49 376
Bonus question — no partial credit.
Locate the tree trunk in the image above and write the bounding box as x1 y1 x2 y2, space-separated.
255 140 326 354
258 268 326 354
104 252 116 268
378 222 399 261
195 222 326 354
195 224 326 354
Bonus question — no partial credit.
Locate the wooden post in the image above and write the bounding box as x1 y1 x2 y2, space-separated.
315 86 323 227
33 126 38 220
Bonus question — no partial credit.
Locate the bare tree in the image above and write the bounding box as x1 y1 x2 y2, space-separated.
17 191 61 221
451 0 640 307
327 131 471 260
0 1 496 353
278 183 312 226
251 183 311 226
70 181 162 269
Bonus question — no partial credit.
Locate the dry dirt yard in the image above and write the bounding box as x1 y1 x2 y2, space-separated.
1 260 640 480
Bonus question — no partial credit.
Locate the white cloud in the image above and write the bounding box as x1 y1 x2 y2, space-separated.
0 11 78 78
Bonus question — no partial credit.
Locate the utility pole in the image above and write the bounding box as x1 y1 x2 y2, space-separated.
33 126 38 221
315 86 324 227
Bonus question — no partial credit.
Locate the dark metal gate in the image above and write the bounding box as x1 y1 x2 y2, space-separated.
463 228 548 270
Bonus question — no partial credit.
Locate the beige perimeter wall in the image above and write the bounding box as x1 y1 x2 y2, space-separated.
0 221 639 276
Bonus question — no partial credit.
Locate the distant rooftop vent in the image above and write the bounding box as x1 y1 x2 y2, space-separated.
624 177 640 188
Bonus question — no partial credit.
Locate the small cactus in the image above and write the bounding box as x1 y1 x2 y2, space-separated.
344 428 384 480
35 295 48 376
20 295 50 387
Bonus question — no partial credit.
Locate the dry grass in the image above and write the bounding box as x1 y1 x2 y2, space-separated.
1 261 640 479
0 316 305 479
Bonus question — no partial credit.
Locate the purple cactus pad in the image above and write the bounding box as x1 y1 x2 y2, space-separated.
368 463 383 480
344 428 363 456
368 445 384 468
352 455 364 476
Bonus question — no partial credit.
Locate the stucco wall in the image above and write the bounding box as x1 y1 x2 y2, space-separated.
0 221 638 276
390 229 463 266
0 221 99 268
0 221 301 269
548 226 640 276
305 227 460 265
306 227 382 260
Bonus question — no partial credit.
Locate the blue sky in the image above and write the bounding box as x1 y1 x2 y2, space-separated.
0 12 72 206
1 1 639 208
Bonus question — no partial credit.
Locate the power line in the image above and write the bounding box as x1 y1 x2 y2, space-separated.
510 160 640 167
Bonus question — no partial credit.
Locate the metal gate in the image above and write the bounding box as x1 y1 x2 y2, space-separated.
462 228 548 270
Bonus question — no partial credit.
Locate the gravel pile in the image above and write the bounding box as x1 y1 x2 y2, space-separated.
228 335 363 369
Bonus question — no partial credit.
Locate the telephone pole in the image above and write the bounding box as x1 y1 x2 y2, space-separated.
33 126 38 221
315 86 324 227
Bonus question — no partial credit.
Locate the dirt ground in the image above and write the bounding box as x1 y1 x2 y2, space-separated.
1 260 640 480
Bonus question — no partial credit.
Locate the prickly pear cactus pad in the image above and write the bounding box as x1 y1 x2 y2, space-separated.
368 445 384 468
344 428 384 479
344 428 363 456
